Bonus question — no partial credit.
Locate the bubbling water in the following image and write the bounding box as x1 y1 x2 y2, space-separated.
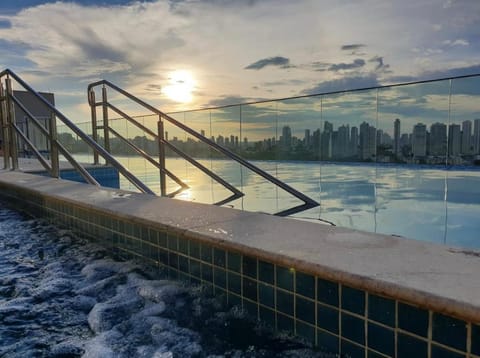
0 206 335 357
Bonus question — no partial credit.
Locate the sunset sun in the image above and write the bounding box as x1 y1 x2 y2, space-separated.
162 70 195 103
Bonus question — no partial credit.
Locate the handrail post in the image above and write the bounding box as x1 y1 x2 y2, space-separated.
101 85 110 158
49 112 59 178
5 77 18 170
158 116 167 196
89 89 99 165
0 83 9 169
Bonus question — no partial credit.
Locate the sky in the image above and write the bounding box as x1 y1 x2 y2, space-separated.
0 0 480 124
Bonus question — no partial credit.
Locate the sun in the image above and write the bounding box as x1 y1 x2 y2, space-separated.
162 70 195 103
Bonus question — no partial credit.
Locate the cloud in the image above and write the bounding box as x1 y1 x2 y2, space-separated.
302 75 380 95
341 44 366 51
207 95 257 107
328 59 365 72
244 56 291 70
443 39 469 46
369 56 390 72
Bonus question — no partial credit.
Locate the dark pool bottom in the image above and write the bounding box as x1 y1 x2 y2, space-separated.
0 205 337 358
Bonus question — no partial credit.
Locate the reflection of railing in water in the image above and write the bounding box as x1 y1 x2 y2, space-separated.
88 80 320 216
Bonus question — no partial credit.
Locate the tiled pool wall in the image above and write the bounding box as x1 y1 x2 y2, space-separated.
1 185 479 358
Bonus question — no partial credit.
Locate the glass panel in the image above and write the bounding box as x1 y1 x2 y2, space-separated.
447 76 480 249
275 96 321 219
209 106 242 206
238 102 278 214
377 81 450 244
318 90 378 232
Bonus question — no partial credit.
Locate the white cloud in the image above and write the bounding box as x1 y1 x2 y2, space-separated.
0 0 478 119
443 39 470 46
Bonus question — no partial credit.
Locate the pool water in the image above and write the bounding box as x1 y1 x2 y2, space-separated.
0 206 333 357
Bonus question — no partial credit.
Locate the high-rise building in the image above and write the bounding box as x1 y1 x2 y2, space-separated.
394 118 401 156
412 123 427 157
474 119 480 154
304 129 311 147
429 122 447 156
461 120 472 154
360 122 376 160
281 125 292 148
337 125 349 158
350 126 359 157
448 124 461 156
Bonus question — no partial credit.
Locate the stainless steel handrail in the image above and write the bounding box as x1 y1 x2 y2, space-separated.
0 69 154 194
88 80 320 216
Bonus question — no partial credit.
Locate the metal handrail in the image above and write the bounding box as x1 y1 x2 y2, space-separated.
88 80 320 216
0 69 154 194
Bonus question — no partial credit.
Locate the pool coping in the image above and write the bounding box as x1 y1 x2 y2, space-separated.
0 169 479 325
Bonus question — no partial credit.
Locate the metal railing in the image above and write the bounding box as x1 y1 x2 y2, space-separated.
0 69 154 195
88 80 320 215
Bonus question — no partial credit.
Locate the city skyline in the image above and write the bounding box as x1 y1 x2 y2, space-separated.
177 117 480 164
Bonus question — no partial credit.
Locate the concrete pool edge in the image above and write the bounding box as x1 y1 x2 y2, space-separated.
0 170 479 356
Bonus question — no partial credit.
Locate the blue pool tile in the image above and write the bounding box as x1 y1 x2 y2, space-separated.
431 344 466 358
296 271 315 299
201 263 213 283
178 256 189 274
398 302 429 337
368 294 395 327
317 329 339 354
368 350 387 358
276 266 294 291
200 244 212 263
296 321 315 346
276 289 294 316
227 252 241 272
341 312 365 345
243 299 258 318
228 292 241 307
259 283 275 308
368 322 394 356
277 313 294 332
148 228 158 244
341 339 365 357
213 248 226 268
242 256 257 278
243 277 257 302
397 332 427 358
178 238 188 255
190 259 201 278
296 296 315 325
158 231 167 248
259 306 275 328
168 252 178 269
228 272 241 294
213 267 226 289
342 285 365 315
167 234 178 251
432 313 467 352
317 278 338 307
189 241 201 259
472 324 480 355
317 303 339 334
259 260 274 284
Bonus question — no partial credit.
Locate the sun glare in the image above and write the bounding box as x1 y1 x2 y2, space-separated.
162 70 195 103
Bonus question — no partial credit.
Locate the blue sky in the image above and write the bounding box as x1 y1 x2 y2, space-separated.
0 0 479 123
